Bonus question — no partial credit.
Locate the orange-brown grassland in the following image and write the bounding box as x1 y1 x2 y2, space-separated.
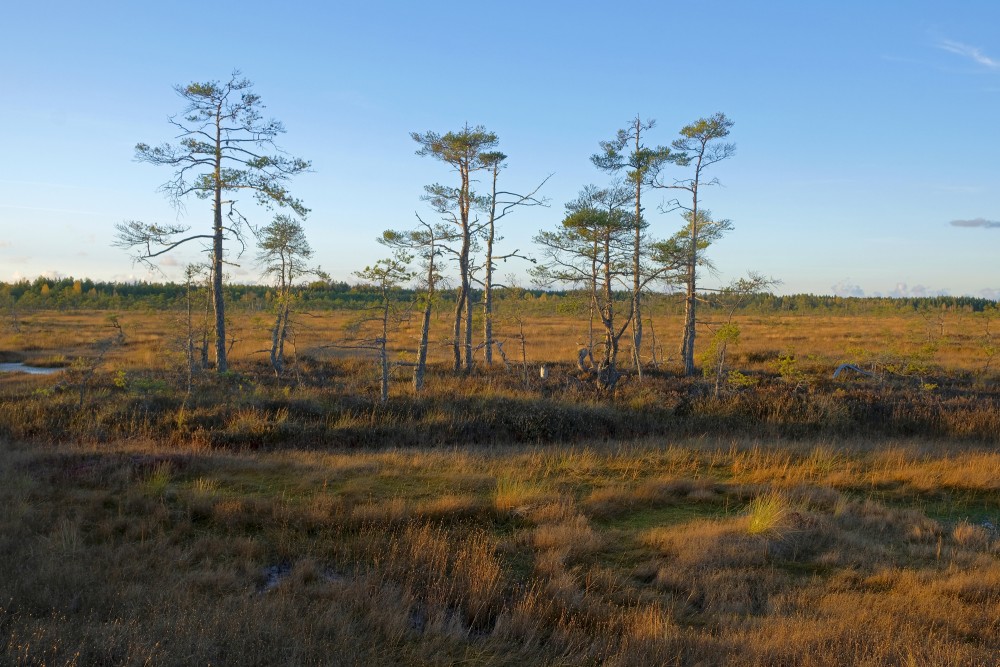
0 299 997 666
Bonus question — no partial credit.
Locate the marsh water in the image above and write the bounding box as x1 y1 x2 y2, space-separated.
0 363 62 375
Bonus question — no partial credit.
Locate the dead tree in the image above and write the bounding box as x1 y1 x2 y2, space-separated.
341 252 414 404
380 219 456 391
477 153 549 366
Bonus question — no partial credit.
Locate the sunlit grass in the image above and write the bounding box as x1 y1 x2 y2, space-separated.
746 491 789 535
1 436 997 664
0 307 998 663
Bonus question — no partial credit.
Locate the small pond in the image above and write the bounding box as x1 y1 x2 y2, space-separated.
0 363 63 375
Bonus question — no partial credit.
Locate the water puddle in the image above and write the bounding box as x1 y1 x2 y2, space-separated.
0 363 63 375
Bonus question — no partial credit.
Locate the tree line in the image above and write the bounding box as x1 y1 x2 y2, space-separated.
3 279 994 316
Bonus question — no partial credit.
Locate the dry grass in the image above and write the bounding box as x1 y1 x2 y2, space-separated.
2 306 997 377
0 307 998 664
0 438 996 665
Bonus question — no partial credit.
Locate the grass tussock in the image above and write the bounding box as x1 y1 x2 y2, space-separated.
0 438 997 665
746 491 790 535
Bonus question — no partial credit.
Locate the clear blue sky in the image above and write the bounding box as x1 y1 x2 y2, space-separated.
1 1 998 298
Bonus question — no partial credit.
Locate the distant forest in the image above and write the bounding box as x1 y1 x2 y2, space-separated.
0 277 996 316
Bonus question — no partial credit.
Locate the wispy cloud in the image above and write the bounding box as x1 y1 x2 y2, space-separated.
950 217 1000 228
889 283 950 298
831 279 865 298
938 39 1000 68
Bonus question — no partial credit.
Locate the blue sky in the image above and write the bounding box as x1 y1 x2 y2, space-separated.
1 1 998 298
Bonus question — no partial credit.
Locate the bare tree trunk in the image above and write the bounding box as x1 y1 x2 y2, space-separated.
185 274 195 395
464 288 474 370
483 164 499 367
482 277 492 369
212 114 227 373
380 300 390 404
632 125 644 381
682 187 699 376
452 284 464 372
454 203 471 373
714 340 728 398
379 341 389 404
201 284 211 370
600 234 619 387
483 287 493 366
632 288 643 378
270 253 291 376
588 240 598 366
457 162 474 373
648 315 659 368
519 320 528 387
414 300 431 391
270 307 286 376
414 254 435 392
277 303 289 367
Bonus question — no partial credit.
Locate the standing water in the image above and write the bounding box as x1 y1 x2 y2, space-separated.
0 363 63 375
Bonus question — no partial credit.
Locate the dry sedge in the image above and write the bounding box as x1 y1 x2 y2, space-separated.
0 308 999 664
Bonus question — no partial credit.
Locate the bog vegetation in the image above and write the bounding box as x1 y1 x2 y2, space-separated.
0 300 998 665
1 75 998 665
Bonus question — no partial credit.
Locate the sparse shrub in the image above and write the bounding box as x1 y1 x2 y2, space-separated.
776 351 806 387
727 369 758 388
701 323 740 396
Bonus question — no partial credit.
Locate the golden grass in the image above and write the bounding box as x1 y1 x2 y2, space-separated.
2 306 997 377
1 437 996 665
0 306 998 663
746 491 790 535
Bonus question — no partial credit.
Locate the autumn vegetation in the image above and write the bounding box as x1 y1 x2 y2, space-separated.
0 296 998 665
1 75 997 665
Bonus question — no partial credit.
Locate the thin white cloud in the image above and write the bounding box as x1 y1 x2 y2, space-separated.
950 217 1000 228
888 283 950 298
938 39 1000 69
831 279 864 297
